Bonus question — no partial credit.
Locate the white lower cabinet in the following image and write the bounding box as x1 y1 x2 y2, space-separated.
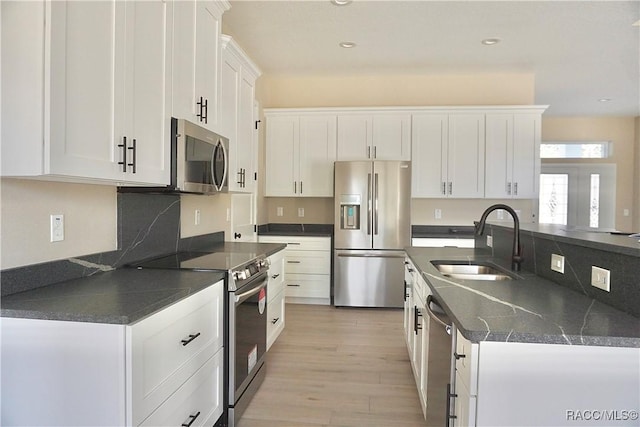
0 281 224 426
258 235 331 305
266 249 285 350
451 330 640 427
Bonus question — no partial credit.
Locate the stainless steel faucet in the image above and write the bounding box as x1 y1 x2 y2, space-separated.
475 204 523 271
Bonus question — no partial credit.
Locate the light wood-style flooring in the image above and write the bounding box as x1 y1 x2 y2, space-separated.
238 304 425 427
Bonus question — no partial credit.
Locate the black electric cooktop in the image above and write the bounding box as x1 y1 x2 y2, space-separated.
134 251 262 272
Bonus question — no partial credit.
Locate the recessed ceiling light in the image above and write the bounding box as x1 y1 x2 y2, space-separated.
339 41 356 48
598 98 612 102
331 0 352 5
633 19 640 26
481 38 501 46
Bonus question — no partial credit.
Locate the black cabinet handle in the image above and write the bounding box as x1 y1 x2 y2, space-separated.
181 332 201 346
403 280 408 302
271 273 280 279
181 411 201 427
454 352 466 360
234 232 242 239
287 260 301 264
300 181 303 194
118 137 127 172
203 98 208 124
446 383 457 426
271 317 280 324
287 284 300 287
127 138 136 173
414 306 422 335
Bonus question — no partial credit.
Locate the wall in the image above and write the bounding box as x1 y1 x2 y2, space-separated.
256 72 538 226
541 117 637 232
0 179 117 270
0 178 232 269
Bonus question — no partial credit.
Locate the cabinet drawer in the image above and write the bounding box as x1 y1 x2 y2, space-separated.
139 349 224 427
266 289 285 351
285 250 330 274
129 282 224 425
259 235 331 251
455 329 479 395
285 274 330 298
267 250 285 299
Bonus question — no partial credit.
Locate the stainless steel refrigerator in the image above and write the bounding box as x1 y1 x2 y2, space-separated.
333 160 411 308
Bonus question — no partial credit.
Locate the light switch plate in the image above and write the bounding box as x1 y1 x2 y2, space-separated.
194 209 201 225
486 235 493 247
551 254 565 274
277 207 283 217
298 208 304 217
591 266 610 292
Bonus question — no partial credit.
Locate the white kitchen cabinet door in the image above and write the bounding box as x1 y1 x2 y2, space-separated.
230 193 257 242
221 36 260 193
485 113 540 199
411 114 449 197
447 114 485 198
265 115 299 196
194 1 223 131
299 115 337 196
336 114 372 160
337 113 410 160
371 113 411 160
119 0 172 185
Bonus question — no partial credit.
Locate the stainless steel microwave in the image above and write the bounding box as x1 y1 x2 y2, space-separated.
172 117 228 195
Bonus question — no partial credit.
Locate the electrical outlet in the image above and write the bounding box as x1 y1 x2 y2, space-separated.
435 209 442 219
551 254 565 274
591 266 610 292
194 209 201 225
486 235 493 247
277 207 283 217
623 209 630 217
298 207 305 217
50 214 64 242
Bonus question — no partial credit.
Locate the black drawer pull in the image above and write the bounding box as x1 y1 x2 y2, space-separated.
287 284 301 287
287 260 301 264
181 332 201 346
454 352 466 360
181 411 201 427
271 317 280 324
271 273 280 279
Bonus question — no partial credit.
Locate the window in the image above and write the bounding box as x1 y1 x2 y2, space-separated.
540 142 611 159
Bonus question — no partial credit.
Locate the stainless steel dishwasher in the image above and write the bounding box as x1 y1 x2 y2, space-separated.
423 294 453 426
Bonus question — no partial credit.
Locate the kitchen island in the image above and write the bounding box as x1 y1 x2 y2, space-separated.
404 229 640 426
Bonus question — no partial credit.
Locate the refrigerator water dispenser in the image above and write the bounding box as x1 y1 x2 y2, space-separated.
340 195 361 230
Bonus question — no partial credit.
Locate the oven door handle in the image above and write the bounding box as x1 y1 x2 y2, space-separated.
235 279 268 303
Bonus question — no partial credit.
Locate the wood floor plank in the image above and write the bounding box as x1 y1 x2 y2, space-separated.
237 304 425 427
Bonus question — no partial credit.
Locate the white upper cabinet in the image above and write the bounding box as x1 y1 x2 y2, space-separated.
337 113 410 161
172 0 229 132
485 112 542 199
1 0 173 185
220 35 261 193
412 113 485 198
265 112 337 197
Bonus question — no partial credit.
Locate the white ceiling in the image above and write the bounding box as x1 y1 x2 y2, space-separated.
222 0 640 116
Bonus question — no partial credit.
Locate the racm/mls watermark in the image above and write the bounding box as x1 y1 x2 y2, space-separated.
566 409 639 422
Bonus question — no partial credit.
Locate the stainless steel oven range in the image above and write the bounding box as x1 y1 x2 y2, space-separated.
134 251 270 427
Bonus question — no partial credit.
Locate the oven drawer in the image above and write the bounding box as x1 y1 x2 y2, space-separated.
129 282 224 426
139 349 224 427
284 250 331 275
285 274 331 298
266 289 285 351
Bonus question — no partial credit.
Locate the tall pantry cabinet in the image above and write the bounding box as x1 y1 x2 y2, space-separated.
1 0 173 185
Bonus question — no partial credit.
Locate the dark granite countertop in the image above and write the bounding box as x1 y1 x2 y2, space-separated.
412 225 475 238
405 247 640 348
1 269 225 325
258 223 333 237
492 222 640 257
195 241 287 258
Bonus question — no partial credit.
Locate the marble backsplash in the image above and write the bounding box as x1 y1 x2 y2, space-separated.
1 193 224 296
481 225 640 318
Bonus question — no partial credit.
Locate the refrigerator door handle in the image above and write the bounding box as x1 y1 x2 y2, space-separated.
374 173 379 235
367 173 372 235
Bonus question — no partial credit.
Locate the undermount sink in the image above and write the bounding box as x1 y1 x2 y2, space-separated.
432 261 515 281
